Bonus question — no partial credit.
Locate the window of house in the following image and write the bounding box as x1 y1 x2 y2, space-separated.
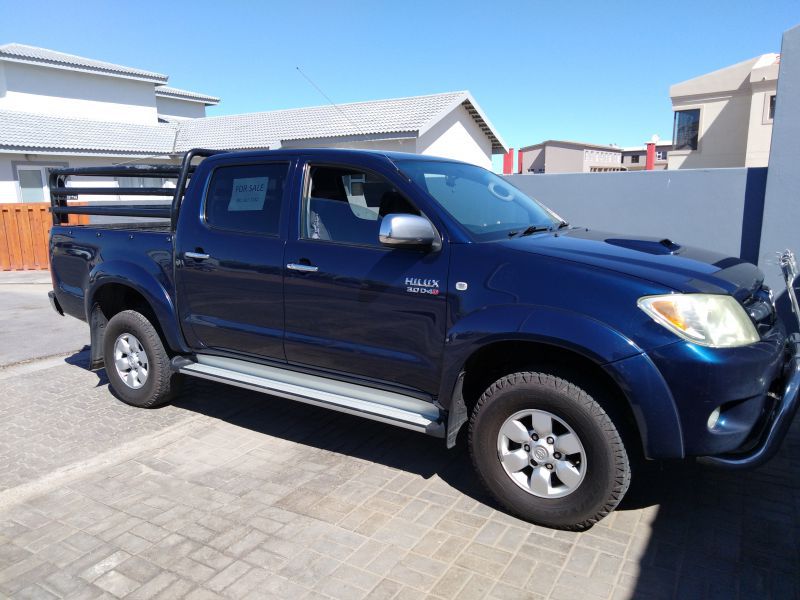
302 166 419 246
769 95 776 120
630 155 640 164
673 109 700 150
204 163 288 235
16 166 61 203
656 150 668 161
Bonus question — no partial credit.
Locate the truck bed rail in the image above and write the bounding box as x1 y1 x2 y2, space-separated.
48 148 225 228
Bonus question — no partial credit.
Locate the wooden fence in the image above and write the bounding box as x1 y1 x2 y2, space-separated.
0 202 88 271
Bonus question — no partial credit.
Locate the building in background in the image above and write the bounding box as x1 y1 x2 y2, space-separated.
621 141 672 171
668 53 779 169
518 140 624 174
0 43 506 203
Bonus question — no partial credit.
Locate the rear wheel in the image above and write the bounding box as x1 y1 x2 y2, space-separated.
469 371 630 530
103 310 182 408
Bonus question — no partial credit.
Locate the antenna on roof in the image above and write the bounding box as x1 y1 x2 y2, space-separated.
295 66 366 135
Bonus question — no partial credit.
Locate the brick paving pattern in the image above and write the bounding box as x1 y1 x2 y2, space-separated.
0 354 798 599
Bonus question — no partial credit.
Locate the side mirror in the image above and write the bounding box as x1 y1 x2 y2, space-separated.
379 214 440 250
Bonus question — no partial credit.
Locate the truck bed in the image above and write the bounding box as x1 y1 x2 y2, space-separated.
50 224 176 322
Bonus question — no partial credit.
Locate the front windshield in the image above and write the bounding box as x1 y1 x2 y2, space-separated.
396 160 563 241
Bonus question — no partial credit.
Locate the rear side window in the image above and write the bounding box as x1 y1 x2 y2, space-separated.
204 163 288 235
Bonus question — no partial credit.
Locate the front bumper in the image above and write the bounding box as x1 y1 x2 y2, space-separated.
646 324 788 457
699 334 800 469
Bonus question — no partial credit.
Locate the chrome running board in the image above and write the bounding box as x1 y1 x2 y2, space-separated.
180 355 444 436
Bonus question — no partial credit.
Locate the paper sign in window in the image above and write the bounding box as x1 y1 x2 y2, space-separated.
228 177 268 212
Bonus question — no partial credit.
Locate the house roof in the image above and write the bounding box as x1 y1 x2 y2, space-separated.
155 86 220 105
0 91 506 157
0 109 177 156
670 53 779 99
0 43 168 83
520 140 621 152
175 91 507 153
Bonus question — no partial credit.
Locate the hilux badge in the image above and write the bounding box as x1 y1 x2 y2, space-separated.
406 277 440 295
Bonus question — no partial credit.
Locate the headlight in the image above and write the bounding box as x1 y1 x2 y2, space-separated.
637 294 759 348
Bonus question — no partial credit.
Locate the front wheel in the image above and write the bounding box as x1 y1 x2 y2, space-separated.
469 371 630 530
103 310 182 408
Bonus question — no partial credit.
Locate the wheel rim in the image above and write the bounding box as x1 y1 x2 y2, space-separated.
113 333 149 390
496 409 587 499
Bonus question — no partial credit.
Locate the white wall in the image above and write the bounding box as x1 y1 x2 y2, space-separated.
0 153 103 203
0 64 7 99
156 96 207 120
0 62 158 124
0 153 178 203
280 136 418 153
416 104 493 169
0 154 17 202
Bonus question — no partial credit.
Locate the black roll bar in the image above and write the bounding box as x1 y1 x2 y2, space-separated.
48 148 225 227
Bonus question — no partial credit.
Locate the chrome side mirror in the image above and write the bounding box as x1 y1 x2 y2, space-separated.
379 214 440 250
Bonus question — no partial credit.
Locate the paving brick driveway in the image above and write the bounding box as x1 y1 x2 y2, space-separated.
0 353 797 599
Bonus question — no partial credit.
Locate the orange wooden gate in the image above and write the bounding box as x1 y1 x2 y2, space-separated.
0 202 88 271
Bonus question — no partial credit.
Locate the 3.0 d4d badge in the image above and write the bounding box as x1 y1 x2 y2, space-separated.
405 277 440 295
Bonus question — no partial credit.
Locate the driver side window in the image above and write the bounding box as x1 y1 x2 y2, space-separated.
302 165 419 246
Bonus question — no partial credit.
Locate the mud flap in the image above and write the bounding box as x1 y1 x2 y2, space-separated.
89 303 108 370
445 371 467 448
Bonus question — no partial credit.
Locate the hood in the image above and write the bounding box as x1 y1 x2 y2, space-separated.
500 228 765 298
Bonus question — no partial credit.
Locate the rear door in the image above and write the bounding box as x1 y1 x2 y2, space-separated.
175 158 294 361
283 158 450 395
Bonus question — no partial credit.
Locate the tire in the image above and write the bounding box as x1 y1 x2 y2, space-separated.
469 371 630 530
103 310 182 408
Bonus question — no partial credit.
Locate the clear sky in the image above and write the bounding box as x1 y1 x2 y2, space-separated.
1 0 797 170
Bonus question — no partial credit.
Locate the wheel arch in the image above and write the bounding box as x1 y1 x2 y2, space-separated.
441 308 684 459
85 263 188 368
454 340 645 458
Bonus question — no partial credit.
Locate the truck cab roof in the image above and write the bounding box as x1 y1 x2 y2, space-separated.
201 147 462 167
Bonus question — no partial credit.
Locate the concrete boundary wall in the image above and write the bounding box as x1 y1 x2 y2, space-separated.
760 24 800 291
504 168 767 263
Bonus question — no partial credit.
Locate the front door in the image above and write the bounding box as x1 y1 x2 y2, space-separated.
283 162 449 395
175 159 292 361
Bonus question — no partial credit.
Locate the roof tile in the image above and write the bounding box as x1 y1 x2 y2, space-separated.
155 86 220 105
174 91 468 150
0 110 176 154
0 43 167 83
0 91 505 156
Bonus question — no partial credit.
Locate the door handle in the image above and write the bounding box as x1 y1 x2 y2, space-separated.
287 262 319 273
184 251 210 260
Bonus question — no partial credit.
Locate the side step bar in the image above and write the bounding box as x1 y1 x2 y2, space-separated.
179 355 444 437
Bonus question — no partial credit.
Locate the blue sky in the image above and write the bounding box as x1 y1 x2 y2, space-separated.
1 0 797 170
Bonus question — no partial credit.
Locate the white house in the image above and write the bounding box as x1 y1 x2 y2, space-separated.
0 44 506 204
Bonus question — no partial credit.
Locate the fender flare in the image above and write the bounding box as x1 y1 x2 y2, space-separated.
85 261 189 356
440 305 684 458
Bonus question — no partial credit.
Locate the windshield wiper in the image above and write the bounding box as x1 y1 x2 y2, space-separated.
508 222 566 237
519 225 553 237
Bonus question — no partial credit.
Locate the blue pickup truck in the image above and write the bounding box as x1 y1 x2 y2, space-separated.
48 148 800 530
